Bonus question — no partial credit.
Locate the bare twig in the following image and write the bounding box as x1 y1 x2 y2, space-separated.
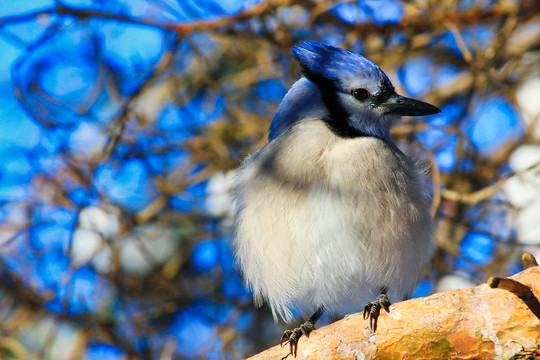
522 253 539 270
487 276 532 299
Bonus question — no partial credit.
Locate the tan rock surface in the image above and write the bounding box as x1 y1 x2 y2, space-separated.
247 266 540 360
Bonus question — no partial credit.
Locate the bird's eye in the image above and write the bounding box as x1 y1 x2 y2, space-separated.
352 88 369 101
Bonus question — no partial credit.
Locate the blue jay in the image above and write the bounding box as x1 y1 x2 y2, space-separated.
232 42 440 357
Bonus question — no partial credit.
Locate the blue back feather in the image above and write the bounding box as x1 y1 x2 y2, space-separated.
268 78 326 141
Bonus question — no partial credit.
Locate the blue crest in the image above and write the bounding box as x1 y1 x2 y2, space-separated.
291 42 393 92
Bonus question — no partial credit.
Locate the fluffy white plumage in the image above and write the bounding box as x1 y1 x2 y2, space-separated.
232 42 437 326
233 119 434 322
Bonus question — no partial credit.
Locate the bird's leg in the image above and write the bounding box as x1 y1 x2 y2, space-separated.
363 288 391 332
280 308 324 359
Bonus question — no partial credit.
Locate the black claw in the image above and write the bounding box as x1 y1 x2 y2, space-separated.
280 329 293 347
280 326 306 358
280 308 324 359
363 304 370 320
363 293 391 332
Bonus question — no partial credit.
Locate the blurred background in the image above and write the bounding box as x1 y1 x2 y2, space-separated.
0 0 539 358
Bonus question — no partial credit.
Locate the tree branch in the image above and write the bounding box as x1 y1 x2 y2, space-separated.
248 260 540 359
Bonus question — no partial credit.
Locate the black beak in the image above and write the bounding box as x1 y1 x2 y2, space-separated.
382 93 441 116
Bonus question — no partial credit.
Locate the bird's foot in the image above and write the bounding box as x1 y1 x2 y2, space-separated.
280 321 315 359
363 293 391 332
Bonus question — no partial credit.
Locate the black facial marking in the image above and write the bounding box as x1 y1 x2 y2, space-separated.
300 70 368 138
373 83 395 105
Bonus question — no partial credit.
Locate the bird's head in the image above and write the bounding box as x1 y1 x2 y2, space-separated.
288 41 440 140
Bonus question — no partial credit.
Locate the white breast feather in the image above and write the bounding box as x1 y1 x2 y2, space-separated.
232 119 434 322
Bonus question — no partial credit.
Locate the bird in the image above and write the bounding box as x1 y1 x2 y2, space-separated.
232 42 440 358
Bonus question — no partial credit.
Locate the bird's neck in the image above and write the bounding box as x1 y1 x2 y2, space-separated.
342 112 393 141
